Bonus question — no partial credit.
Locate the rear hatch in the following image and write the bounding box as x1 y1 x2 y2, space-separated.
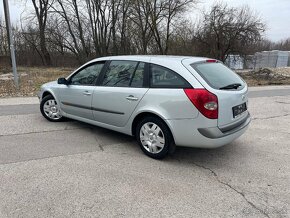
182 59 249 128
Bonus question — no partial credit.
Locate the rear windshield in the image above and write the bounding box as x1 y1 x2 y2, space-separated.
191 62 245 90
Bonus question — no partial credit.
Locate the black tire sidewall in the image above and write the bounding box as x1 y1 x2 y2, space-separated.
136 116 172 159
40 95 64 122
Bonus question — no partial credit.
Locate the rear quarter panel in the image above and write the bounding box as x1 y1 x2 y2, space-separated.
131 89 199 120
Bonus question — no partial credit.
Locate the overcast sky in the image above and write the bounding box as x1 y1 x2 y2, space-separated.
1 0 290 42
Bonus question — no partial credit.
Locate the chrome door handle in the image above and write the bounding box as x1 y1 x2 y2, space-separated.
83 91 92 96
126 95 138 101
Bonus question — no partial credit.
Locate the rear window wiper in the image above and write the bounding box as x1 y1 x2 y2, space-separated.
219 83 242 90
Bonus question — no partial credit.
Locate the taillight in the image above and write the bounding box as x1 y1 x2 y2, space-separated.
184 89 218 119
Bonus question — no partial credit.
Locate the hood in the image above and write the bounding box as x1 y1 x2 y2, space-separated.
42 81 57 87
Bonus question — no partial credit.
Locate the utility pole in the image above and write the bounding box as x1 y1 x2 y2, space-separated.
3 0 19 89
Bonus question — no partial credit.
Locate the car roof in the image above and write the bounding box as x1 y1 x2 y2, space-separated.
88 55 208 64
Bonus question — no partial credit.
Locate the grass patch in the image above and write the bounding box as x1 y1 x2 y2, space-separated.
0 67 73 97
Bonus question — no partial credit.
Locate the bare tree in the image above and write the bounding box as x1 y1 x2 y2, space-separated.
162 0 195 54
148 0 195 54
85 0 114 57
129 0 153 54
6 0 278 67
166 18 196 55
273 38 290 51
31 0 54 65
194 3 265 62
0 17 9 55
53 0 92 63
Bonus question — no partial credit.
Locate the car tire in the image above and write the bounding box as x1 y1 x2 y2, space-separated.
136 116 173 159
40 94 64 122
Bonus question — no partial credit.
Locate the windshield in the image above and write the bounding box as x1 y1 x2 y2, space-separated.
191 62 245 90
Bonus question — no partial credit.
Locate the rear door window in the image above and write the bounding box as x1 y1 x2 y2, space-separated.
102 61 138 87
192 62 245 90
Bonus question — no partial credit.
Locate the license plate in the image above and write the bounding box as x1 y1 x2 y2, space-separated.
232 103 247 118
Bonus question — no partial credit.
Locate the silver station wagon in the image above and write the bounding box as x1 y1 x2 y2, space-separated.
38 55 251 159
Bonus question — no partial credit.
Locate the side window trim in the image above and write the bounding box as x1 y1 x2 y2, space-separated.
149 63 192 89
95 60 111 86
67 61 106 86
128 62 140 87
143 62 150 88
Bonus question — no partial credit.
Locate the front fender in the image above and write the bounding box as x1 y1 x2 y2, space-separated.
39 87 60 106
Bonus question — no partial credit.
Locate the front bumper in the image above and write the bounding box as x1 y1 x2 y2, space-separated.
37 91 41 100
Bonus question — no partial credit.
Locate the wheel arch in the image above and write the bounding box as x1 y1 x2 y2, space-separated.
42 91 53 99
131 111 176 144
41 90 59 104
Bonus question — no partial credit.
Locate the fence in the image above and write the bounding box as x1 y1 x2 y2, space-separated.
254 50 290 69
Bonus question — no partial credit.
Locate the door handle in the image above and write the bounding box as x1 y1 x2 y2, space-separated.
126 95 138 101
83 91 92 96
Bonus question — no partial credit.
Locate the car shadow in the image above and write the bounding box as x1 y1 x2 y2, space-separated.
68 119 242 167
167 141 245 170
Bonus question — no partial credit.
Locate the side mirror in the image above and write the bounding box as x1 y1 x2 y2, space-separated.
57 77 68 85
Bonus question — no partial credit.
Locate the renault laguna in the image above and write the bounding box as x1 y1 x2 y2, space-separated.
38 56 251 159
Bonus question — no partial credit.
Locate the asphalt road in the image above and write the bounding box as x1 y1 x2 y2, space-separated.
248 88 290 98
0 87 290 217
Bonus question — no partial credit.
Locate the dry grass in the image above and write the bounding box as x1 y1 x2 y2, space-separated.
0 67 73 97
1 66 290 97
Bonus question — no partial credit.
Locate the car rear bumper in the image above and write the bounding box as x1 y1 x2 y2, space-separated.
166 113 251 148
198 113 251 139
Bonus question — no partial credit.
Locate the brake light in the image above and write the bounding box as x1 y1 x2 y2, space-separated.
184 89 218 119
206 59 217 63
